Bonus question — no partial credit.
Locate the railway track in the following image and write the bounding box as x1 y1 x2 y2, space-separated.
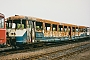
0 38 90 58
22 43 90 60
0 41 70 57
0 41 75 57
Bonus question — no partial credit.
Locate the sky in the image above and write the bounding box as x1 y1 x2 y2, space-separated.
0 0 90 27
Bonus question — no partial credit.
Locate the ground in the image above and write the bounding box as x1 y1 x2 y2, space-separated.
0 41 90 60
65 50 90 60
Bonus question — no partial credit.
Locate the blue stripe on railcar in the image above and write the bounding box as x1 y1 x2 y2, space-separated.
35 32 70 42
16 31 27 45
35 32 44 38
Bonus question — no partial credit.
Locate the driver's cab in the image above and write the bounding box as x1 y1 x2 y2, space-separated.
6 19 26 37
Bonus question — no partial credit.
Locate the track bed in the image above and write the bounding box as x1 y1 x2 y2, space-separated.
0 39 90 60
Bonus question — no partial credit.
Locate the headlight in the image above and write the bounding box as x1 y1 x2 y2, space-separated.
14 32 16 35
11 33 13 35
11 32 16 35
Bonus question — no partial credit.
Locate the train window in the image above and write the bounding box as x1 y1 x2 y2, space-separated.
64 26 67 32
0 18 4 28
53 28 56 31
86 28 88 32
0 19 1 28
76 27 78 32
64 28 67 32
28 21 32 28
78 28 80 32
6 20 12 28
7 19 26 29
59 25 63 32
6 23 10 28
12 23 16 28
17 24 24 29
13 20 26 29
83 28 86 32
22 20 26 28
36 22 43 31
32 21 35 28
45 23 51 31
76 29 78 32
13 20 20 29
78 28 83 32
84 28 87 32
72 27 75 32
52 24 57 31
47 27 50 31
81 29 83 32
80 28 83 32
68 28 70 32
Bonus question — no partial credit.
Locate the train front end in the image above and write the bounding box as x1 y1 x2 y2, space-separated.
0 13 6 47
6 16 27 47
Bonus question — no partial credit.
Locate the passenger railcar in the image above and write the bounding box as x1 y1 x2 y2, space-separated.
0 13 6 47
6 15 90 47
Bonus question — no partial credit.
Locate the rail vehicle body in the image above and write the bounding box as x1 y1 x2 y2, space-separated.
0 13 6 47
6 15 90 47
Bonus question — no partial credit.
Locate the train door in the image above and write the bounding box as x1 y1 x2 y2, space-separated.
27 20 35 43
69 26 72 40
31 21 35 42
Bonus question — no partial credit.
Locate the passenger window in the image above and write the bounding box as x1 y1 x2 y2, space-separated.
61 28 63 32
72 27 75 32
64 26 67 32
36 22 43 31
64 28 67 32
45 23 51 31
53 28 56 31
36 26 40 30
52 24 57 31
27 25 29 28
59 25 63 32
45 27 50 31
76 29 78 32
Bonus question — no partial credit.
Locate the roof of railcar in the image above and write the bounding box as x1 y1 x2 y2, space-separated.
7 15 88 27
78 25 87 28
7 15 60 24
7 15 36 21
0 13 5 18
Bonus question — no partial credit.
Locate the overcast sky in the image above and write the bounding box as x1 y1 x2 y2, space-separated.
1 0 90 26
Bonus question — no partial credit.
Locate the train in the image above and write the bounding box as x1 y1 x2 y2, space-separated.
6 15 90 47
0 13 6 47
0 14 90 48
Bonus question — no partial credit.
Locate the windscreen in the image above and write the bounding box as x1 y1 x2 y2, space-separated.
0 17 4 28
6 20 26 29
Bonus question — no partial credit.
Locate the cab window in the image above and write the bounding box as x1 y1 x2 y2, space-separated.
0 18 4 28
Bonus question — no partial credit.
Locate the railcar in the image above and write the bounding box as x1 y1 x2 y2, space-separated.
6 15 90 47
0 13 6 47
